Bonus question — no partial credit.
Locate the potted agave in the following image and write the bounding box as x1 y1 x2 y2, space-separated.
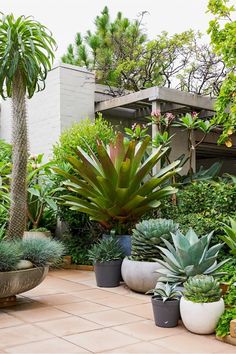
155 228 229 284
55 133 180 256
147 282 181 328
88 237 124 287
180 275 225 334
121 218 179 293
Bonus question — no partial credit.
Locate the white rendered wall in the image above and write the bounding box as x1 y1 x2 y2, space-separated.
0 63 95 158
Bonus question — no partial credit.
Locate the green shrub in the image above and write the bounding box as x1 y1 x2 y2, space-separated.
0 139 12 164
0 241 22 271
20 238 65 267
53 116 115 259
61 229 100 265
159 181 236 250
219 258 236 284
216 307 236 337
53 115 115 164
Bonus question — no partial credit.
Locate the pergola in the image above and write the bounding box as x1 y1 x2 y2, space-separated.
95 86 236 167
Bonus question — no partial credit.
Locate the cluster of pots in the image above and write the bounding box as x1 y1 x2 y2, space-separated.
94 235 225 335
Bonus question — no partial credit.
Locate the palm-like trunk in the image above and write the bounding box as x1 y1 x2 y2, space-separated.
7 71 28 239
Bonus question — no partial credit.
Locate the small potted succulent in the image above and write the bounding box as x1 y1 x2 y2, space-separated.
147 282 181 328
180 275 225 334
88 237 124 287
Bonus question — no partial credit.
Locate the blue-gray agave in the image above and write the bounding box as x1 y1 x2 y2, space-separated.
155 228 229 282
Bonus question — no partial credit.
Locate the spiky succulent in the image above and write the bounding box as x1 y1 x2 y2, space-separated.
88 237 124 263
131 218 179 261
147 282 182 302
155 228 229 283
183 275 222 303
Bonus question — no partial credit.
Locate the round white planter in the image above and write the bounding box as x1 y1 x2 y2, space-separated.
121 257 162 293
180 297 225 334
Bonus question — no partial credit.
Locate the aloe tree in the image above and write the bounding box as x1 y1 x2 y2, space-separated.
0 14 56 239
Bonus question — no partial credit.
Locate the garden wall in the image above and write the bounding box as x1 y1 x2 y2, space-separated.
0 63 95 158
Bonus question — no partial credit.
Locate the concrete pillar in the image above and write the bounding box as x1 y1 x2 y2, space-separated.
151 100 161 174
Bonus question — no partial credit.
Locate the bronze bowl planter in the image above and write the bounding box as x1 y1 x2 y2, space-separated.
0 266 49 298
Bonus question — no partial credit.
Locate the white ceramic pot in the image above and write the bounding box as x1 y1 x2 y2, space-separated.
121 257 162 293
180 297 225 334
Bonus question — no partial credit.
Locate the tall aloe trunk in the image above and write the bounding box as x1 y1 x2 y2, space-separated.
7 71 28 239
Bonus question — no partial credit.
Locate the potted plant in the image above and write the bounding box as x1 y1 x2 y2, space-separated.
147 282 181 328
0 237 65 302
180 275 225 334
121 218 179 293
88 237 124 287
155 228 229 283
55 133 181 256
24 154 59 238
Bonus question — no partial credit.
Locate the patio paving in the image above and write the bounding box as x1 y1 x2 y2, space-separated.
0 269 235 353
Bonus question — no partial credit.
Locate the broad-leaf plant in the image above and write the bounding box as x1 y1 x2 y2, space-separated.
55 133 180 231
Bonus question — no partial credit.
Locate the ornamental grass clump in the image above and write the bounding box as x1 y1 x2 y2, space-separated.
19 238 65 267
183 275 222 303
131 218 179 261
0 241 22 271
156 228 229 283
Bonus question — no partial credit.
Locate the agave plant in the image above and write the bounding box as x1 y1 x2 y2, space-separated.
88 237 124 263
131 218 179 261
183 275 222 303
221 217 236 255
155 228 229 283
147 282 182 302
55 133 180 229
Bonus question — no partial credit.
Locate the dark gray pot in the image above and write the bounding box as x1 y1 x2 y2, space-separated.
151 297 180 328
103 234 131 256
94 259 122 287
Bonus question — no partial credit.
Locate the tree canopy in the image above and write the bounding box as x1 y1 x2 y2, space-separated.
208 0 236 144
62 6 228 97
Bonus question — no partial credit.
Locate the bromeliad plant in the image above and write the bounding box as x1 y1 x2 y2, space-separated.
55 133 180 232
156 228 229 283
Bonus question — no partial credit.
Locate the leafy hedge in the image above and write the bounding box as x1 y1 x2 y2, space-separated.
159 181 236 249
53 115 115 164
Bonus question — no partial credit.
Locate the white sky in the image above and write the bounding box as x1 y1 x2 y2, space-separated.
1 0 211 59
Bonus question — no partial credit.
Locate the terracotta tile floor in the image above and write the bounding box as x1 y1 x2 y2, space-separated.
0 269 235 354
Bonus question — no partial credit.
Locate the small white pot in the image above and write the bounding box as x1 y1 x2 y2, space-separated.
180 297 225 334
